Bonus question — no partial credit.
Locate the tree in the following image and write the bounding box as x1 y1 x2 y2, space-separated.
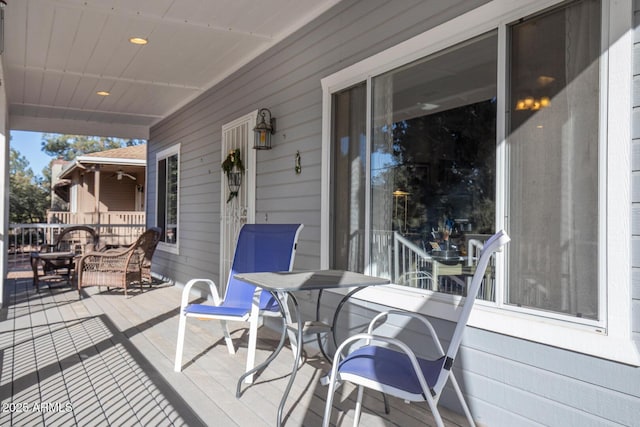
9 148 50 223
41 134 144 161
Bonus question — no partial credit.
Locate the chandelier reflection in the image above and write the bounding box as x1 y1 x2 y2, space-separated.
515 96 551 111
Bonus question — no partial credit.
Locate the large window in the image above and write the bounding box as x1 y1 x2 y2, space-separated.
506 1 600 319
331 31 498 300
156 144 179 251
322 0 636 363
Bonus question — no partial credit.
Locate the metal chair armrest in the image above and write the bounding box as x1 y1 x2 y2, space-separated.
367 310 446 356
180 278 222 311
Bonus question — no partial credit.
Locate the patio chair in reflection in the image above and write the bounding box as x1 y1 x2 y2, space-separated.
322 230 510 427
76 227 162 298
174 223 304 383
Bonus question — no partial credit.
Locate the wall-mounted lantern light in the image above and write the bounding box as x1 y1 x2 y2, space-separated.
253 108 276 150
227 169 242 201
222 149 244 203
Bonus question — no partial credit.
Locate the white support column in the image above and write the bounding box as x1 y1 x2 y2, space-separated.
0 59 9 307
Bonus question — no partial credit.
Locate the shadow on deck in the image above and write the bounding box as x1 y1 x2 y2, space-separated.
1 256 466 426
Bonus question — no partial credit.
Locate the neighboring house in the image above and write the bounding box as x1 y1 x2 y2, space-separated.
50 145 146 242
145 0 640 425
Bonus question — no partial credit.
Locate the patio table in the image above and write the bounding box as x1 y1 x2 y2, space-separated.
30 251 77 292
233 269 389 427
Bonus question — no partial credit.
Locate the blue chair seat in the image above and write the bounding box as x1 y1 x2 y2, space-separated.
339 346 445 395
185 304 250 318
185 298 281 317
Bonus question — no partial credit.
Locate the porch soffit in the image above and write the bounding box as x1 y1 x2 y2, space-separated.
3 0 342 139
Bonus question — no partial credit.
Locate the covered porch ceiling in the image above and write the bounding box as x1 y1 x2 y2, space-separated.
3 0 341 139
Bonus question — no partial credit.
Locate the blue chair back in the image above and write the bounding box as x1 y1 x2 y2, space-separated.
223 224 303 311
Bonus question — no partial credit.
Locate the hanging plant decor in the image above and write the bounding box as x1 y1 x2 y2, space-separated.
221 149 245 203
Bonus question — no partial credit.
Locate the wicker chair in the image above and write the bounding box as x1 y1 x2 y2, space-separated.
77 227 162 297
140 228 161 284
46 225 100 254
30 225 99 291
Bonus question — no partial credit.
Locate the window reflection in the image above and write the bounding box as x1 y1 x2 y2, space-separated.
330 32 498 298
369 32 497 298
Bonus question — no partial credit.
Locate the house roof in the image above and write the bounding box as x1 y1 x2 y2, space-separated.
58 144 147 180
82 144 147 161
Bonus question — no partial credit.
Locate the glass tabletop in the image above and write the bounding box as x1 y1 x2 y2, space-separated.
234 269 389 292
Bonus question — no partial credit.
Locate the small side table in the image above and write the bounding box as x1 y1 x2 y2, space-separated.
30 251 77 292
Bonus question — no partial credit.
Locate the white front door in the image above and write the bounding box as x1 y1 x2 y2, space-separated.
220 111 257 291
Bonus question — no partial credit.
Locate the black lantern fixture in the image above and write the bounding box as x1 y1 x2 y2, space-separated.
227 168 242 199
253 108 276 150
222 149 244 203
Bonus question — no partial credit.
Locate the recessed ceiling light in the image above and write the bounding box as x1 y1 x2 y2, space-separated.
537 75 555 86
129 37 148 45
96 91 110 96
417 102 439 111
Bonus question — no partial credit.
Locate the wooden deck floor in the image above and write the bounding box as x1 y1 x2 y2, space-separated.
1 258 467 426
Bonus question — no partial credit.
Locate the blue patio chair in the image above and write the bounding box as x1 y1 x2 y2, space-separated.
174 223 304 383
322 230 510 427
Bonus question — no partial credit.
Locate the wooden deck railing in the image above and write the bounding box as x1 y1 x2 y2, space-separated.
9 212 146 266
47 211 145 226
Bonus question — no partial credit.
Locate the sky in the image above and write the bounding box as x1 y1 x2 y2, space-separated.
10 130 55 176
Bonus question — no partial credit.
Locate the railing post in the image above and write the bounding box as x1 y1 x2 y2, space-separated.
393 231 399 284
